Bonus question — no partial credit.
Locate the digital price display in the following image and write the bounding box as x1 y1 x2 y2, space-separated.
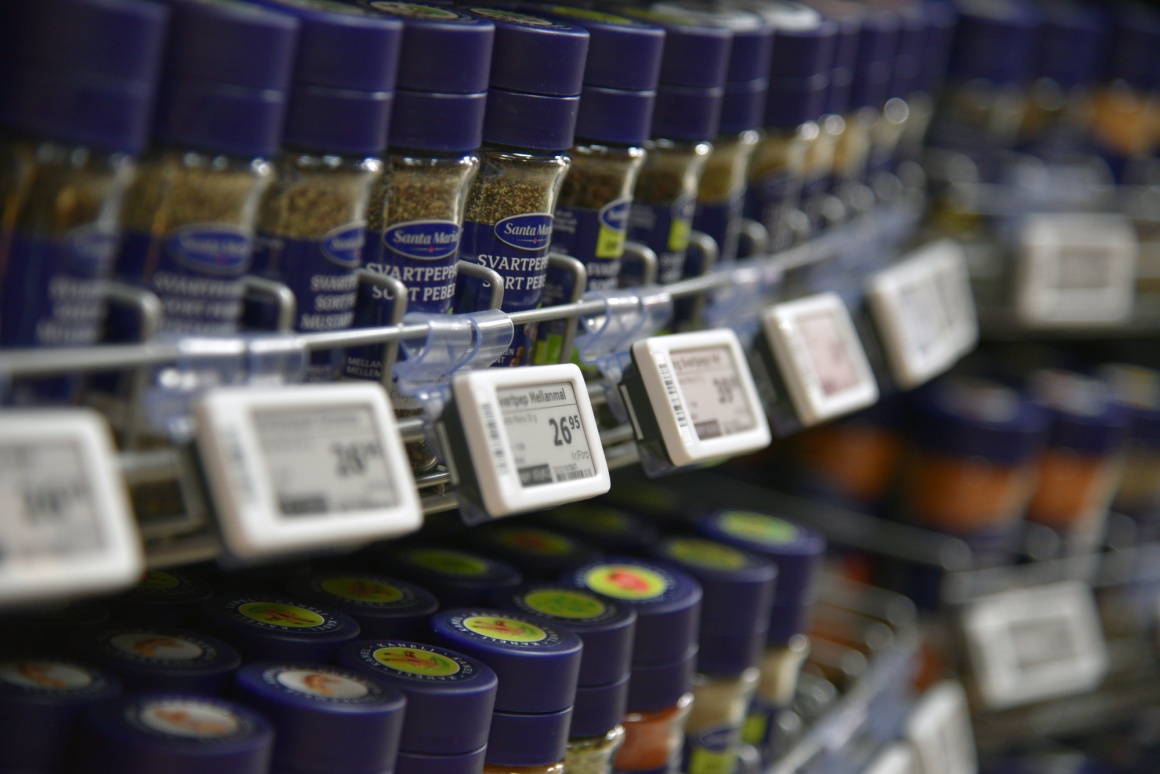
0 410 142 604
760 293 878 426
1015 213 1137 327
961 580 1108 709
927 240 978 356
448 363 609 518
623 329 771 467
195 383 421 559
904 682 977 774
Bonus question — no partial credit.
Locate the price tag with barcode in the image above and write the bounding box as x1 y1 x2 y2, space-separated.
194 383 421 559
444 363 609 518
961 580 1108 710
759 292 878 426
904 681 976 774
1015 213 1137 327
0 409 142 604
927 240 978 358
620 329 771 467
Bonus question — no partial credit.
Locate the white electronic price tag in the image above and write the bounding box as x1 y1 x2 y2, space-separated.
864 743 922 774
904 681 976 774
194 383 421 559
621 329 771 467
0 409 142 605
445 363 610 518
927 239 978 358
961 580 1108 710
1015 213 1137 327
759 292 878 426
867 249 959 390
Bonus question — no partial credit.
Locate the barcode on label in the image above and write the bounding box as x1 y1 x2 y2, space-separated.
558 468 594 481
279 497 328 516
480 402 509 474
657 358 690 429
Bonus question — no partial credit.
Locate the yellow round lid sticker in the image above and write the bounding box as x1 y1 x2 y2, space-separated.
496 529 572 556
554 505 629 533
373 647 462 677
321 577 405 604
139 571 181 590
717 512 799 545
584 564 668 600
524 589 607 620
409 549 489 576
463 616 547 643
665 538 748 570
239 602 325 628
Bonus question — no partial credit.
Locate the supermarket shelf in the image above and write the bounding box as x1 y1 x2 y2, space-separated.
977 306 1160 341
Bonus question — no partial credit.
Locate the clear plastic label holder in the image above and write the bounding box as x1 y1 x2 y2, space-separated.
703 263 779 347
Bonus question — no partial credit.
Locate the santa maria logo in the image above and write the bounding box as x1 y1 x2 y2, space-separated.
373 646 463 677
321 224 365 268
716 512 799 545
165 223 250 275
110 633 205 661
321 577 405 605
408 549 490 576
64 224 116 276
583 564 668 600
664 538 748 570
523 589 607 620
599 198 630 232
139 571 182 591
275 668 371 699
238 602 326 628
136 699 242 739
462 615 548 643
0 661 94 691
383 219 461 261
496 528 573 556
495 213 553 251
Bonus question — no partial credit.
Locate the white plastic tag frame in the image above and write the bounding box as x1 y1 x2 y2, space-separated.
904 681 977 774
863 743 923 774
0 409 142 604
194 383 422 560
626 329 771 468
449 363 610 517
961 580 1109 710
760 292 879 426
1014 213 1137 327
927 240 979 357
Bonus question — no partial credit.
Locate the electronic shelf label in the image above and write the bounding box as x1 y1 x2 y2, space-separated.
904 681 977 774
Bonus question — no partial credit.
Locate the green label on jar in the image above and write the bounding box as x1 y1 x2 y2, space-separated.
321 577 405 604
469 7 571 28
664 538 748 570
408 549 490 576
238 602 325 628
140 571 181 590
523 589 607 619
716 512 799 545
583 564 668 600
462 615 548 643
495 528 574 555
373 647 462 677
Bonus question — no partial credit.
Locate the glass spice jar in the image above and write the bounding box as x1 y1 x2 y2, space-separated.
114 0 298 336
566 726 626 774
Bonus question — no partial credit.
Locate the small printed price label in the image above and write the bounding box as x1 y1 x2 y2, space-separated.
0 410 142 604
961 580 1108 710
760 292 878 426
195 383 421 559
624 329 771 467
864 743 922 774
904 681 976 774
927 240 978 357
448 363 610 517
1015 213 1137 327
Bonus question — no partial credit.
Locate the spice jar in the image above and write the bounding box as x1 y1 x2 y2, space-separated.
69 625 241 696
287 571 439 640
466 524 603 579
107 569 214 626
897 0 957 163
646 538 777 774
695 511 825 768
455 8 588 368
337 639 499 774
539 503 661 553
378 543 524 608
247 0 402 381
114 0 299 335
1101 365 1160 534
0 0 167 404
569 558 703 773
737 1 836 249
198 593 361 663
862 0 926 187
431 609 584 773
615 7 731 287
493 584 637 774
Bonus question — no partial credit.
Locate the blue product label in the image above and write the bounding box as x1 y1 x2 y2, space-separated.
683 724 742 774
742 697 779 764
552 197 631 292
368 219 461 313
691 196 743 270
117 224 251 335
743 170 800 245
626 194 695 286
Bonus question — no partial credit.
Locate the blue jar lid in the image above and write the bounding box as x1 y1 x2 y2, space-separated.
1100 364 1160 446
381 544 524 608
198 594 361 664
467 525 603 579
388 88 487 152
538 5 666 92
493 583 636 686
947 0 1042 87
570 673 629 738
108 570 214 625
647 536 777 639
617 6 734 90
2 600 110 649
767 594 813 644
908 378 1050 464
1104 1 1160 91
849 7 900 110
541 504 661 553
486 707 573 767
235 663 406 774
696 511 826 596
873 0 928 100
479 76 581 150
248 0 403 155
625 645 697 712
1034 0 1107 90
744 1 837 127
0 658 122 772
807 0 861 116
0 0 168 154
429 608 583 714
467 7 589 96
70 626 241 696
922 0 959 94
698 625 767 674
336 639 498 756
77 694 274 774
287 573 439 641
569 557 702 667
152 0 299 157
1032 370 1132 456
395 747 488 774
651 82 725 141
